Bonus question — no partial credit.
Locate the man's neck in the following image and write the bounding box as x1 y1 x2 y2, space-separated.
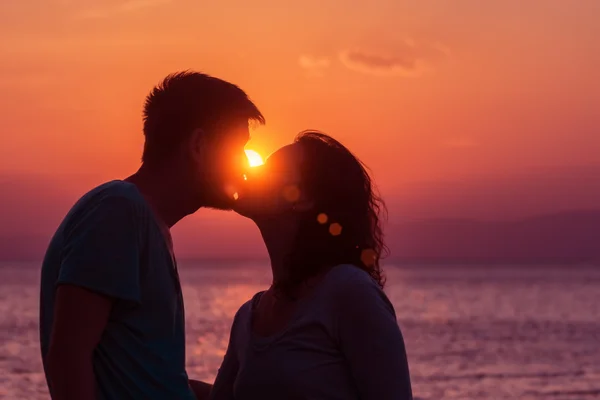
125 165 201 228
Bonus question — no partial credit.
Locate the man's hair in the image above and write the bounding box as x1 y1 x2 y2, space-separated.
141 71 265 164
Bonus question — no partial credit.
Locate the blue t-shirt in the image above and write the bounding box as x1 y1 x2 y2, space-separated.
39 180 195 400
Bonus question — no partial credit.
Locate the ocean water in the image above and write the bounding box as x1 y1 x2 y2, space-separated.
0 262 599 400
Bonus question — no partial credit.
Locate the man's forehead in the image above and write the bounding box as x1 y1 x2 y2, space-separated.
224 121 250 142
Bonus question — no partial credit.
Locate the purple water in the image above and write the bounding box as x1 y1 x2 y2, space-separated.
1 262 599 399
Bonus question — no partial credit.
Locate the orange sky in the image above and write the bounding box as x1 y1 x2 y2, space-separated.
0 0 599 259
1 0 599 182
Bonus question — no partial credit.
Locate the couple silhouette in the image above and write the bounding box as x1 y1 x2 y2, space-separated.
39 71 413 400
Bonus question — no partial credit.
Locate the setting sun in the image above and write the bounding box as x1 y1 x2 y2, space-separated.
245 149 264 167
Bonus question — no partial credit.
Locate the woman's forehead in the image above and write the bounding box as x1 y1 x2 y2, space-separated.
266 144 303 167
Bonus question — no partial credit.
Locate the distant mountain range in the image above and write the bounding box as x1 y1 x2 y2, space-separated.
0 168 599 264
389 165 600 220
387 210 600 264
1 210 598 264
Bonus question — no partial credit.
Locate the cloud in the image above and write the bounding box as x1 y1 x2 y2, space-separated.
74 0 170 19
339 39 450 77
298 55 330 77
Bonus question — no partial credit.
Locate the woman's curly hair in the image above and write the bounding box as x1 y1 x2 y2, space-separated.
281 130 388 291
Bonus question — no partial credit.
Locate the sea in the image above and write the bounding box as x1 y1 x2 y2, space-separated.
1 262 599 400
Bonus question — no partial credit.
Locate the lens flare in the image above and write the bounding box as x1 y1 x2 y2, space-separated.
317 213 328 224
329 223 342 236
245 149 264 167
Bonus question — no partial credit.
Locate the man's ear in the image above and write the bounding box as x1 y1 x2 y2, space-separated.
189 128 208 161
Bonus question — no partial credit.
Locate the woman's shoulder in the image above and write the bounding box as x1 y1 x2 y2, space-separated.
322 264 382 291
319 264 395 315
232 291 265 325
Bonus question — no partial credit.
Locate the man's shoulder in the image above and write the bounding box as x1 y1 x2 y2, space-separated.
60 180 148 235
70 180 146 216
81 180 143 205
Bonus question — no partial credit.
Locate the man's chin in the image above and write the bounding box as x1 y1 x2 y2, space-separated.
202 194 236 211
207 203 235 212
207 204 234 212
231 202 253 219
231 198 267 221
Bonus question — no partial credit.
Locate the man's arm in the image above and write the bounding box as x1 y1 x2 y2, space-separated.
44 195 141 398
45 285 113 400
189 379 212 400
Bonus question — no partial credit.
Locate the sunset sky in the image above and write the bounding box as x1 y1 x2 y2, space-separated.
1 0 599 259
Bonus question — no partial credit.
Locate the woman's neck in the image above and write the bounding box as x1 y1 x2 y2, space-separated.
257 222 296 287
259 223 333 301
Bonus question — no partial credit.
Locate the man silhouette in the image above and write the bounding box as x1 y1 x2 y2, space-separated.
39 71 264 399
